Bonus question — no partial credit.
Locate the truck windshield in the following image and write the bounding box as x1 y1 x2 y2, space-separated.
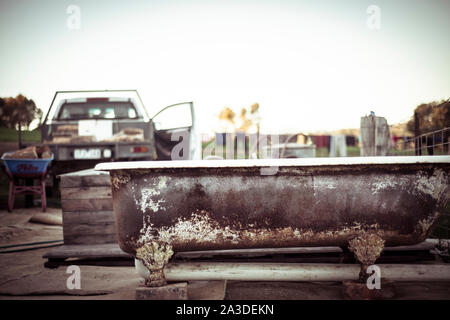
57 101 140 120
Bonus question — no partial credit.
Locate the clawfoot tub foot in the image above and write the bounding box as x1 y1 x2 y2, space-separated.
348 231 385 282
135 241 174 287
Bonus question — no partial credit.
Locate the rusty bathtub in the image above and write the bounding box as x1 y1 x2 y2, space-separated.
95 156 450 285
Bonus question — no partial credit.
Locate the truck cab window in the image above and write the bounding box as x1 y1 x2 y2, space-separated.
104 107 115 118
57 102 140 120
128 108 137 118
88 108 102 118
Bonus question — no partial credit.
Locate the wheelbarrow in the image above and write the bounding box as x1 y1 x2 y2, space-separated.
1 152 53 212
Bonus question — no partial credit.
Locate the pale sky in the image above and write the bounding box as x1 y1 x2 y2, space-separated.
1 0 449 134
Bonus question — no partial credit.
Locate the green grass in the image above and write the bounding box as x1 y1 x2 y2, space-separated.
314 146 361 157
346 146 361 157
0 127 41 143
388 147 449 156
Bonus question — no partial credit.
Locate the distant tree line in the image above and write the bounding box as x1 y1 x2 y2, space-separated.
218 103 260 133
407 99 450 135
0 94 43 130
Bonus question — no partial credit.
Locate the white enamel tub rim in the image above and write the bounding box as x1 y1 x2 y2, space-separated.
95 155 450 171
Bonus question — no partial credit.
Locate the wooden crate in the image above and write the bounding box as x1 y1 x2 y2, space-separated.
59 168 116 245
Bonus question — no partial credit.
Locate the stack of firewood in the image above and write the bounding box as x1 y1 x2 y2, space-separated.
3 145 52 159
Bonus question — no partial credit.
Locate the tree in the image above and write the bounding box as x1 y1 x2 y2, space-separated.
218 107 236 124
0 94 43 129
0 97 4 124
217 103 261 133
407 99 450 135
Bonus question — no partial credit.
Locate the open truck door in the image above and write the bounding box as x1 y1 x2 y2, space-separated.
152 102 201 160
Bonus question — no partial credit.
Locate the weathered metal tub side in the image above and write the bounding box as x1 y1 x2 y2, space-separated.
96 156 450 285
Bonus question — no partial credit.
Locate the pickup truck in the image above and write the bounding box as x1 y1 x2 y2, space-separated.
42 90 200 177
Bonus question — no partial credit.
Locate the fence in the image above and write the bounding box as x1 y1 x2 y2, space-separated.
206 128 450 254
389 127 450 156
389 127 450 252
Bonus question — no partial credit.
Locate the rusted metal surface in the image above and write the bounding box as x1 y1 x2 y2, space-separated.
96 156 450 285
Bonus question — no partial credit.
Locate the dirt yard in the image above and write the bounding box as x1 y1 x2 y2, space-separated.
0 207 449 300
0 207 140 299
